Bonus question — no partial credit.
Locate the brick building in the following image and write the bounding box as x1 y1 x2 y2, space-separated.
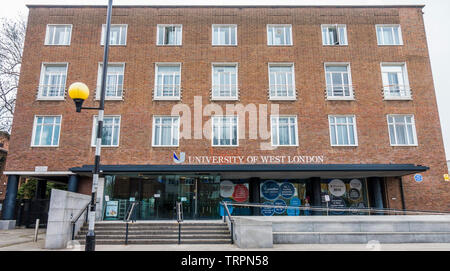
1 4 449 221
0 131 10 201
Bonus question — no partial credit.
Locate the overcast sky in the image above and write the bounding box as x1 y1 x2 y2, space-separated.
2 0 450 160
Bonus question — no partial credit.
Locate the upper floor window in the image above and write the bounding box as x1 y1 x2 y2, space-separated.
212 64 238 100
38 63 68 100
152 116 180 147
101 24 127 46
157 25 182 46
387 115 417 146
376 25 403 45
267 25 292 46
325 63 353 100
268 64 295 100
212 24 237 46
322 24 347 45
381 63 411 100
45 25 72 45
91 115 121 147
96 63 125 100
329 115 358 146
212 116 238 147
271 116 298 146
154 64 181 100
31 116 61 147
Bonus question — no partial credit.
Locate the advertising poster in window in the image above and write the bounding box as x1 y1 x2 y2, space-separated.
260 180 306 216
105 200 119 218
320 178 368 215
220 180 250 215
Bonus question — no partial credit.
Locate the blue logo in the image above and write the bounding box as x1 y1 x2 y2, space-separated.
261 201 275 216
261 180 280 200
414 174 423 183
173 152 185 164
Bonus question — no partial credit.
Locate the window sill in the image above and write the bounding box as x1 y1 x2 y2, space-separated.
95 98 124 101
331 145 358 147
152 145 180 148
211 97 239 101
36 97 65 101
31 145 59 148
267 44 294 47
44 44 71 46
101 44 127 47
156 44 182 47
390 144 418 147
384 97 412 101
211 145 239 148
153 97 181 101
212 44 238 47
326 97 355 101
91 145 119 148
269 97 297 101
322 44 348 47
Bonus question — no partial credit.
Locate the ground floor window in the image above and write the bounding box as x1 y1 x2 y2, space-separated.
320 178 369 215
259 179 308 216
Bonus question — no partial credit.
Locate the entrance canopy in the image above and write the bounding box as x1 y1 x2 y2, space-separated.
70 164 428 179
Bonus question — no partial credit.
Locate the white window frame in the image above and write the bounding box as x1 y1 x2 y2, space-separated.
96 62 125 100
270 115 299 147
156 24 183 46
37 62 68 101
324 62 354 100
101 24 128 46
387 114 418 146
211 63 239 101
211 116 239 147
376 24 403 46
212 24 237 46
380 62 411 100
154 63 182 101
328 115 358 147
45 24 72 46
267 24 293 46
321 24 348 46
91 115 121 147
31 115 62 147
268 63 296 101
152 116 180 147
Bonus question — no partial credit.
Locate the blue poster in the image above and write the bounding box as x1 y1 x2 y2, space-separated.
274 199 287 214
219 198 234 216
280 182 295 199
287 197 301 216
261 201 275 216
261 180 280 200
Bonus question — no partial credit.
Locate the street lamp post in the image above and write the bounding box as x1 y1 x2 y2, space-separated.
68 0 113 251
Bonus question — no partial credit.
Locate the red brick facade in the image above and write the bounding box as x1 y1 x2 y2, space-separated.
5 6 449 211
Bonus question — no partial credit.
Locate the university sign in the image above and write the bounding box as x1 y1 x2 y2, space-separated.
173 152 324 164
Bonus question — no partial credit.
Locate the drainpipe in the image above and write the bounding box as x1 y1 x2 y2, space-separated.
399 177 406 211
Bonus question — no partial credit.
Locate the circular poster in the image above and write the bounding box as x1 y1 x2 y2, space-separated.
328 179 346 197
274 199 287 214
220 180 235 198
261 201 275 216
348 188 361 201
350 179 362 190
280 182 296 199
232 184 249 202
261 180 280 200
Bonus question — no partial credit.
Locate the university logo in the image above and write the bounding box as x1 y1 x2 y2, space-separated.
173 152 186 164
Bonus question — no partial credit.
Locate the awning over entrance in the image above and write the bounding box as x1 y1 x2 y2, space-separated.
70 164 429 179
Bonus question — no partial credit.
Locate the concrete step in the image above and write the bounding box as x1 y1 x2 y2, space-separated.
77 230 230 235
75 234 231 240
76 239 232 245
273 231 450 244
93 222 227 227
81 226 229 231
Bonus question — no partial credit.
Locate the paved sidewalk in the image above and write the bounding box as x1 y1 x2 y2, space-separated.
1 229 450 251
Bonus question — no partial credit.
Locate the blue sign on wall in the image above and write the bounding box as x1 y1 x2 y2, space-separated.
287 197 301 216
261 201 275 216
414 174 423 183
219 198 234 216
261 180 280 200
274 199 287 214
280 182 296 199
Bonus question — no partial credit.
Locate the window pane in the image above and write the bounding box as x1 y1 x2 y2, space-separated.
395 124 407 145
389 125 396 145
330 124 337 145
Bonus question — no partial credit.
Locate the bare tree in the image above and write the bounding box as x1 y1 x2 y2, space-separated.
0 16 26 133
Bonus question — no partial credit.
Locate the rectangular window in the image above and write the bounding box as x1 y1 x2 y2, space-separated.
271 116 298 146
268 64 295 100
212 25 237 46
387 115 417 146
96 63 125 100
101 24 127 46
322 24 347 45
45 25 72 45
267 25 292 46
32 116 61 147
329 115 358 146
381 63 411 99
376 25 403 45
154 64 181 100
38 63 68 100
212 116 238 146
325 64 353 99
152 116 179 147
157 25 182 45
212 64 238 100
91 116 121 147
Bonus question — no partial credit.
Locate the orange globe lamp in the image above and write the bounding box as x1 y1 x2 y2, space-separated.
68 82 90 112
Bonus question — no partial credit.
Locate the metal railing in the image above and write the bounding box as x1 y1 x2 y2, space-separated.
326 84 353 98
383 85 412 99
176 201 183 245
220 201 234 244
221 202 450 216
124 201 139 245
71 202 90 240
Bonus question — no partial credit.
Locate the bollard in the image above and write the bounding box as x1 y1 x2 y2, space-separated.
34 219 40 242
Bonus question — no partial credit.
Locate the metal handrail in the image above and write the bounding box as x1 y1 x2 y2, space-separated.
221 201 234 244
124 201 139 245
71 202 90 240
222 202 450 216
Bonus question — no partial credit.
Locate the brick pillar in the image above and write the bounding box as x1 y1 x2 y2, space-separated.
1 175 19 220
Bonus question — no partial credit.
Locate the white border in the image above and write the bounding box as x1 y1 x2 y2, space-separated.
37 62 68 101
151 115 181 147
324 62 354 100
380 62 412 100
211 62 239 101
96 62 126 101
101 24 128 46
91 115 121 147
153 62 182 100
30 115 62 147
268 62 296 101
328 115 358 147
44 24 73 46
156 24 183 46
266 24 293 46
211 24 238 46
211 115 239 147
375 24 403 46
386 114 418 147
270 115 299 147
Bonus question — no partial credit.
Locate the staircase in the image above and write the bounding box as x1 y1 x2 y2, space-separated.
75 221 232 245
